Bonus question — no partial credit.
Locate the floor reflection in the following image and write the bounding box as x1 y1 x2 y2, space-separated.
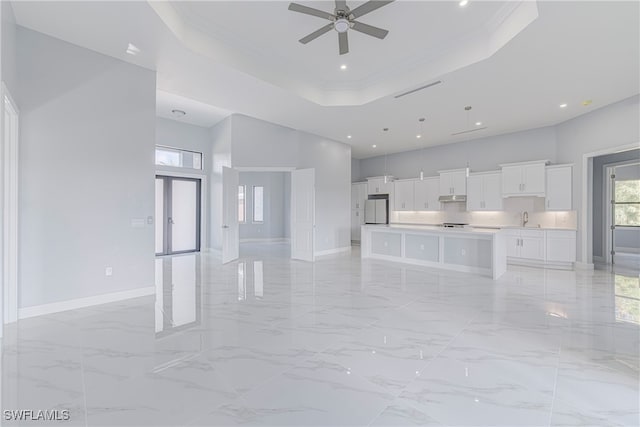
155 254 201 337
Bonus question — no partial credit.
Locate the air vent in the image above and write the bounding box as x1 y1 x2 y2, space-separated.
394 80 442 99
451 126 488 136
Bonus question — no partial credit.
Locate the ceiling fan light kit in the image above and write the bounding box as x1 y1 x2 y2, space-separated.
289 0 394 55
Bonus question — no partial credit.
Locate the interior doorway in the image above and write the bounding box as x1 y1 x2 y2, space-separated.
606 161 640 270
155 175 202 256
221 167 315 263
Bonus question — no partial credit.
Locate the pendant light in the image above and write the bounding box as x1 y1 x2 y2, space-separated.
383 128 389 183
418 118 426 180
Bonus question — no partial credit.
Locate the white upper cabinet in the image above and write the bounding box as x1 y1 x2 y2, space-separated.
367 177 393 195
545 165 573 211
394 180 415 211
500 160 548 197
483 172 503 210
351 182 367 211
466 174 483 211
466 171 503 211
438 168 468 196
414 177 441 211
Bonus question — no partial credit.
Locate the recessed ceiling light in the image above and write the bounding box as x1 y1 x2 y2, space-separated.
126 43 140 56
459 0 469 7
475 121 482 126
559 103 568 108
416 134 421 139
171 109 186 118
372 144 377 148
582 99 592 106
340 64 347 70
347 135 352 139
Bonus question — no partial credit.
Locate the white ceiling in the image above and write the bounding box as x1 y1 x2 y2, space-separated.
11 1 640 159
156 90 231 128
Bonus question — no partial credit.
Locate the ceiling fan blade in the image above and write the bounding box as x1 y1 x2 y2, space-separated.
288 3 335 20
339 31 349 55
335 0 347 12
351 21 389 39
350 0 395 19
299 23 334 44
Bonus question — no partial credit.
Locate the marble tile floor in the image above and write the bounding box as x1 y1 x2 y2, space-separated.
1 242 638 426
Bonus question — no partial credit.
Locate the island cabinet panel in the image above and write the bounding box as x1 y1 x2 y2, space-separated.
371 232 402 257
443 238 492 268
405 234 439 262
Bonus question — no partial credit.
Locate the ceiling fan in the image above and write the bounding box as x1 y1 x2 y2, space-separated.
288 0 394 55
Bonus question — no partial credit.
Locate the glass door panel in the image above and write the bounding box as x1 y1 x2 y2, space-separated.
155 176 201 255
171 179 199 252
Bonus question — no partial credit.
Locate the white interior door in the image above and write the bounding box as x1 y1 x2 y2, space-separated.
222 166 239 264
291 168 315 261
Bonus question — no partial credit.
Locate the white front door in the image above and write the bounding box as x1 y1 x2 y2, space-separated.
291 168 315 262
222 166 239 264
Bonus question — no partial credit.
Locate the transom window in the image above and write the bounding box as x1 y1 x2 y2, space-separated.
155 146 203 170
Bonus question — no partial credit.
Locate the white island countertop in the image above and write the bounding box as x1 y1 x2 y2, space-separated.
363 224 501 234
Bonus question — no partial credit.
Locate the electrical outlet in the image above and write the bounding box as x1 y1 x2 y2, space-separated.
105 267 113 277
420 244 425 250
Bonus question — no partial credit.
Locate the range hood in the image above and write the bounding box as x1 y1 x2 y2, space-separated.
438 195 467 203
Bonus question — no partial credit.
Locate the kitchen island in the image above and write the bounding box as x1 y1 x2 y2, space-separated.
361 224 507 279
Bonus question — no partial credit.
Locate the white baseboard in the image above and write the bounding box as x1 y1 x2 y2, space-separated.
240 238 290 243
18 286 155 320
615 247 640 254
574 261 595 270
315 246 352 257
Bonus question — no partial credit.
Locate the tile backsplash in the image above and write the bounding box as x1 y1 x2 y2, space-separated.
391 197 577 229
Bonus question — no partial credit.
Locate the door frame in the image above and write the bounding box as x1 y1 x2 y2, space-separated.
581 142 639 266
2 83 19 326
155 172 206 256
234 167 298 259
604 159 640 265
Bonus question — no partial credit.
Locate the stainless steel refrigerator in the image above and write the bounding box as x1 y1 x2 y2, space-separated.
364 199 388 224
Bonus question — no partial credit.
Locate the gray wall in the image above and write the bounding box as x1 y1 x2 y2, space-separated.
556 95 640 263
239 172 290 240
351 157 361 182
357 126 557 180
592 149 639 259
18 27 157 308
230 114 351 253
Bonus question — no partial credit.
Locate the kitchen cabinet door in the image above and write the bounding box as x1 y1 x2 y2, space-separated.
504 231 521 258
502 166 522 195
451 171 467 195
367 178 384 195
351 210 362 241
466 174 483 211
522 163 545 195
414 178 440 211
394 180 415 211
482 173 503 210
439 173 453 196
546 166 572 210
520 232 545 260
546 230 576 262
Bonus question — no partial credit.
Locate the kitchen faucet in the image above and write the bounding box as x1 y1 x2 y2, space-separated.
522 211 529 227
